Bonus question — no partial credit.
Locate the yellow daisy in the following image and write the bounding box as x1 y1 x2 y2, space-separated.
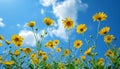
92 12 107 22
30 53 36 59
80 55 86 61
74 40 83 49
74 58 80 64
28 21 36 27
0 42 2 46
2 61 14 65
59 63 65 69
84 47 92 55
105 49 114 57
14 50 20 56
32 58 39 64
64 49 70 56
43 17 54 26
11 34 24 46
0 35 4 40
104 35 114 43
62 17 74 30
76 24 87 34
42 55 48 61
99 26 110 35
47 40 55 49
56 48 61 52
24 47 32 54
0 56 2 60
53 39 59 46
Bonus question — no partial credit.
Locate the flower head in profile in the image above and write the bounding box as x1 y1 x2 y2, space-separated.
32 58 39 64
84 47 92 55
56 48 61 52
99 26 110 35
43 17 54 26
64 49 70 56
42 55 48 61
0 42 2 46
2 61 14 65
0 56 2 60
59 63 65 69
104 34 115 43
5 40 12 45
30 53 36 59
62 17 74 30
76 24 87 34
0 35 4 40
98 58 104 65
80 55 86 61
93 12 107 22
74 40 83 49
14 50 20 56
28 21 36 27
74 58 80 64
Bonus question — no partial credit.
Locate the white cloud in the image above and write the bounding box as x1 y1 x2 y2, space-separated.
39 0 55 7
41 9 44 15
40 0 88 40
0 18 5 27
16 24 21 28
19 30 36 46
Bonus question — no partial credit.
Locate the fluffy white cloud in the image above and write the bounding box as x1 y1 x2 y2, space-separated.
39 0 55 7
0 18 5 27
19 30 36 46
41 9 44 15
16 24 21 28
40 0 88 40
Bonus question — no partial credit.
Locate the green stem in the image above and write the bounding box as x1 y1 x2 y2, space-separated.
32 27 37 42
95 21 101 47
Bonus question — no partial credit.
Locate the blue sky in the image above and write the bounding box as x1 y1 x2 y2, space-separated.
0 0 120 58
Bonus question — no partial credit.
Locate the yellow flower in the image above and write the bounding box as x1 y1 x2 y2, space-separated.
5 40 12 45
74 40 83 49
62 17 74 30
0 35 4 40
43 17 54 26
11 34 24 46
84 47 92 55
14 41 23 46
105 49 114 57
98 58 104 65
74 58 80 64
14 50 20 56
104 35 114 43
99 58 104 62
0 42 2 46
56 48 61 52
47 40 55 49
30 53 36 59
46 64 51 68
28 21 36 27
80 55 86 61
118 48 120 52
2 61 14 65
53 39 59 46
99 26 110 35
42 55 48 61
64 49 70 56
59 63 65 69
92 12 107 22
38 51 46 57
76 24 87 34
32 58 39 64
0 56 2 60
24 47 32 54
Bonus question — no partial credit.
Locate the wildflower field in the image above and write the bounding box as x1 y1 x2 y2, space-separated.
0 11 120 69
0 0 120 69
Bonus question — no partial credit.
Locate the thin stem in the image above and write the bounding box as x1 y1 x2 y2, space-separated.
83 33 88 46
95 21 101 47
32 27 37 42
